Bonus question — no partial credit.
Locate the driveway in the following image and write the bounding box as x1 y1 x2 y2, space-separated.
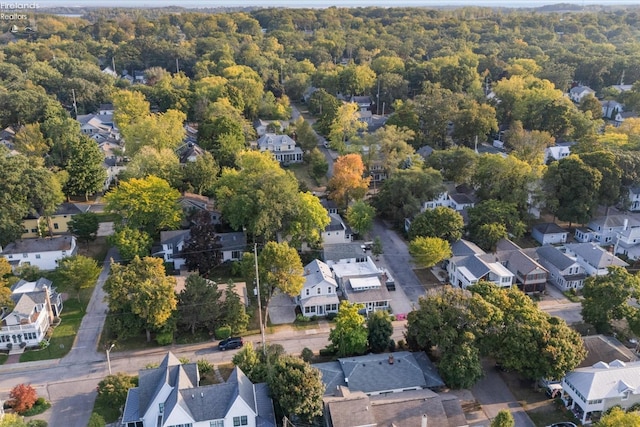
267 291 297 324
471 359 536 427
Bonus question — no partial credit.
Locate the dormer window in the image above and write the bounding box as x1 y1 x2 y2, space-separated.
305 289 310 296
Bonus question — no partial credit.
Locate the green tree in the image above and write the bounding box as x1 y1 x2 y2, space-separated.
543 155 602 225
112 89 150 130
467 200 526 242
452 100 498 148
220 281 249 335
119 147 181 188
308 89 341 137
199 115 246 167
285 191 331 248
504 121 554 167
373 125 419 175
232 342 262 382
0 413 27 427
182 151 219 196
328 103 367 152
259 242 305 317
426 147 478 184
329 301 368 357
293 118 318 153
582 266 640 334
338 63 376 96
182 211 222 278
62 136 107 201
268 355 325 423
475 223 508 252
96 373 138 414
108 227 153 261
68 212 100 242
122 110 187 156
579 151 622 209
13 123 49 158
580 93 604 119
595 406 640 427
409 237 452 268
56 255 101 302
87 413 106 427
104 256 177 342
490 410 515 427
105 176 183 237
367 310 393 353
438 341 485 389
327 154 371 210
308 147 329 182
177 274 222 335
408 207 464 242
346 200 376 236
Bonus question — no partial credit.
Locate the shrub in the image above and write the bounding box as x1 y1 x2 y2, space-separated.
96 373 138 411
9 383 38 414
311 315 318 321
397 339 406 349
215 325 232 340
326 312 338 321
26 421 48 427
295 314 310 323
388 339 396 351
179 357 190 364
319 347 336 357
155 332 173 346
22 399 51 416
35 397 46 406
87 413 106 427
301 347 314 363
197 359 213 374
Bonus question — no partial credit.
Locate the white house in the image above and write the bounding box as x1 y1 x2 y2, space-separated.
629 187 640 212
121 352 276 427
323 213 353 244
297 259 339 317
1 277 62 353
544 145 571 163
158 231 246 270
256 133 303 164
535 246 587 291
614 226 640 260
564 243 628 276
575 215 640 246
569 85 596 103
330 256 392 313
601 100 624 119
561 360 640 425
446 240 514 289
422 184 476 213
531 223 568 245
1 236 77 271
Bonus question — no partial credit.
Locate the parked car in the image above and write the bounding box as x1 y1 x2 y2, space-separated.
546 423 577 427
218 337 243 351
545 383 562 399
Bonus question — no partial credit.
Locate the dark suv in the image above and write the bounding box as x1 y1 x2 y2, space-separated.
218 337 243 351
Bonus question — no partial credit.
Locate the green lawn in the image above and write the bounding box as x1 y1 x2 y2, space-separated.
93 396 122 424
0 354 7 365
287 163 327 191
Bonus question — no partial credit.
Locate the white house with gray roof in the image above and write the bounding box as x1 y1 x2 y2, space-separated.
256 133 303 164
1 236 77 271
561 360 640 425
121 352 276 427
322 213 353 245
447 240 514 289
330 256 393 313
157 230 246 271
531 222 568 246
614 226 640 260
298 259 339 317
535 246 587 291
575 214 640 246
569 85 596 103
564 243 627 276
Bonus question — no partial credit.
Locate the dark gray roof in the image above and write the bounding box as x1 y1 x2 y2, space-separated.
581 335 637 368
449 193 474 205
180 383 236 421
533 222 567 235
227 366 256 413
176 142 205 163
450 255 490 279
2 236 75 254
254 383 276 427
53 203 85 216
325 214 346 232
160 230 190 247
313 361 347 395
417 145 434 158
370 389 461 427
326 392 377 427
536 246 575 271
566 243 628 269
121 388 141 423
323 243 366 263
413 351 446 389
217 232 247 251
450 240 484 257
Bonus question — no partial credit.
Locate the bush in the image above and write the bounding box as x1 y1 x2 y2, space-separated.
10 383 38 414
326 312 338 321
197 359 213 374
22 399 51 417
301 347 314 363
295 314 311 323
26 421 48 427
215 325 232 340
87 413 106 427
155 332 173 346
397 339 406 350
96 373 138 411
388 339 396 351
35 397 46 406
179 357 190 364
319 347 336 357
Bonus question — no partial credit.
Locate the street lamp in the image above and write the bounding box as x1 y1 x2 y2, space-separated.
106 343 115 375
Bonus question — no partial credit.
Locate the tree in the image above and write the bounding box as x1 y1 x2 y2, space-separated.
596 406 640 427
374 168 444 228
232 342 263 382
292 118 318 152
327 154 370 209
120 147 182 188
14 123 49 158
491 410 515 427
346 200 375 236
121 110 187 156
308 147 329 182
268 355 325 423
367 310 393 353
68 212 100 242
475 223 508 252
199 115 246 167
105 176 183 237
580 93 603 119
259 242 304 317
182 151 219 196
0 414 27 427
579 151 622 209
504 121 554 167
112 89 150 130
467 200 526 243
9 384 37 414
426 147 478 184
409 237 452 268
63 136 107 201
182 211 222 278
582 266 640 334
543 155 602 225
177 274 222 335
328 103 367 152
108 227 153 261
452 100 498 148
88 413 106 427
56 255 101 302
285 192 331 248
220 281 249 335
104 256 177 342
408 207 464 242
373 125 419 175
328 301 368 357
96 373 138 413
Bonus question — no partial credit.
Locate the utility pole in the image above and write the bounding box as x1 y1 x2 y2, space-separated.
106 343 115 375
254 243 266 356
176 57 180 74
112 56 116 75
71 89 78 117
376 78 381 116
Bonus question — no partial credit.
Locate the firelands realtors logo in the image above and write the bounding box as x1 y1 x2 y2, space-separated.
1 3 38 20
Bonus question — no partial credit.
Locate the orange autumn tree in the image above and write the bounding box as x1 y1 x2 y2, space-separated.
327 154 371 210
9 383 38 414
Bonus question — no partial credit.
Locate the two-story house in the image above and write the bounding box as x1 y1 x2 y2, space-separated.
535 246 587 291
628 187 640 212
569 85 596 103
614 226 640 260
561 360 640 425
121 352 276 427
298 259 340 317
322 214 353 245
330 256 392 313
256 133 303 164
158 230 246 271
21 202 87 239
446 240 514 289
564 242 628 276
575 215 640 246
493 240 548 293
543 145 572 164
1 277 62 353
422 184 476 213
1 236 77 271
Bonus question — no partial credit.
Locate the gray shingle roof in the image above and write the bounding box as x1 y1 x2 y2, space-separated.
566 243 628 269
450 239 484 256
323 243 366 263
533 222 567 235
450 255 490 279
121 388 140 423
313 361 348 395
254 383 276 427
536 246 576 271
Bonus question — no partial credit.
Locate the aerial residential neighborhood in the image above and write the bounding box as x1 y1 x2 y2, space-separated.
2 2 640 427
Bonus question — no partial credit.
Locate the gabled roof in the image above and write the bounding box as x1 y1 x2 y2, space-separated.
450 254 490 280
565 243 628 269
256 133 297 150
451 239 484 257
588 214 640 230
533 222 567 235
323 243 366 263
302 260 337 293
564 360 640 401
160 230 190 251
325 213 347 232
570 85 595 95
536 246 576 271
2 236 75 255
11 277 52 294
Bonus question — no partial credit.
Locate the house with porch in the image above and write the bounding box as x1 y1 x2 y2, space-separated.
330 256 392 313
298 259 339 318
493 240 548 293
535 245 587 291
256 133 303 164
561 360 640 425
446 240 514 289
121 352 276 427
0 277 62 352
1 236 77 271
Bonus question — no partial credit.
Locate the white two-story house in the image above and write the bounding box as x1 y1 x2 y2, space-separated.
121 352 276 427
447 240 514 289
298 260 340 317
322 214 353 245
564 242 628 276
1 236 77 271
535 246 587 291
256 133 303 164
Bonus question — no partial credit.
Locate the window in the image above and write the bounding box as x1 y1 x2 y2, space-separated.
159 403 164 413
232 251 242 259
317 287 321 295
35 254 41 259
53 223 59 230
305 289 310 296
210 421 224 427
232 416 248 426
7 255 12 259
623 391 630 401
328 287 332 293
31 228 38 233
23 253 28 258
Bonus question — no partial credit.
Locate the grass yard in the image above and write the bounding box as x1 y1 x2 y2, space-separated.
77 236 110 263
20 296 88 362
287 163 327 192
0 354 7 365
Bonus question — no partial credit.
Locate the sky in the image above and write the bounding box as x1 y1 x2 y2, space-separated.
28 0 640 9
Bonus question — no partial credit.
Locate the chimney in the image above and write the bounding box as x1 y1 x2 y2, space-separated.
421 414 428 427
624 218 629 231
388 355 394 365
